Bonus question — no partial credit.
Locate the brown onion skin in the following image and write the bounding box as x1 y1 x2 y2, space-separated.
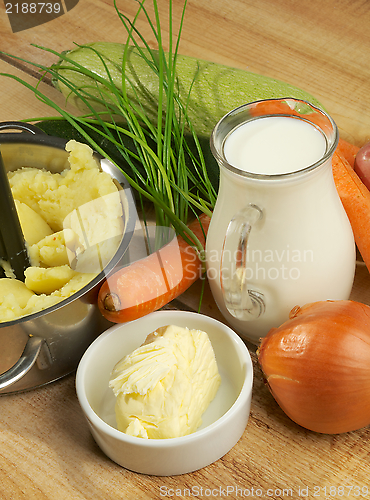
257 300 370 434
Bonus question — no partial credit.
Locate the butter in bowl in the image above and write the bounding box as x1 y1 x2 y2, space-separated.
75 310 253 476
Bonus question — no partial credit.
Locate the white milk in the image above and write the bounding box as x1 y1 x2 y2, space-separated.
206 111 356 344
223 116 326 174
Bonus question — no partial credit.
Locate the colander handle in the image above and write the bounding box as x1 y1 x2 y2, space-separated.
0 336 45 390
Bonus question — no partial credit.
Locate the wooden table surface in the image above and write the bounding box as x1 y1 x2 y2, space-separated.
1 0 370 499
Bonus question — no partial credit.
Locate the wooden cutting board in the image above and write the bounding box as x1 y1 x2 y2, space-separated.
1 0 369 144
1 0 370 498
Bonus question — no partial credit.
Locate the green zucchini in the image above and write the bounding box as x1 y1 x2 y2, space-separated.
52 42 324 138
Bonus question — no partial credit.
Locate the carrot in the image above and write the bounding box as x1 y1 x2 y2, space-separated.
332 149 370 272
98 213 210 323
336 138 360 169
249 99 332 134
249 99 294 117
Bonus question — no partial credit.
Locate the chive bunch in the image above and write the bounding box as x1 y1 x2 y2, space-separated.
0 0 216 252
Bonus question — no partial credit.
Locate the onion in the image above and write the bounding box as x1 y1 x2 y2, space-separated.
257 300 370 434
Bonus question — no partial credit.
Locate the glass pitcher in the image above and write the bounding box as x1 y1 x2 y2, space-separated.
206 98 356 344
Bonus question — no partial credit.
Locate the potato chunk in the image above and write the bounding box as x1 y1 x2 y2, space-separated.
25 265 75 295
29 228 83 268
15 199 53 245
0 278 35 308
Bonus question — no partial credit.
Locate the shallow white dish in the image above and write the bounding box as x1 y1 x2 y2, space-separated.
76 310 253 476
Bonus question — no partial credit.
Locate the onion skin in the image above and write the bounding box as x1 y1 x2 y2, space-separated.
257 300 370 434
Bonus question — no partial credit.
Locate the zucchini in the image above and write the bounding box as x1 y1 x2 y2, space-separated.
52 42 324 138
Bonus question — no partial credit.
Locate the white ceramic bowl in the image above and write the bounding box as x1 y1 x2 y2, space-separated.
76 310 253 476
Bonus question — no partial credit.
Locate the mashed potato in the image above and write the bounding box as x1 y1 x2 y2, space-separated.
1 140 124 322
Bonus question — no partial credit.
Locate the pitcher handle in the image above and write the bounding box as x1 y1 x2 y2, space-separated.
220 204 265 320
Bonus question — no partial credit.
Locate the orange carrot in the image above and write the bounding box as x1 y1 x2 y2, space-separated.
249 99 332 134
249 99 294 117
337 138 360 168
332 149 370 271
98 213 210 323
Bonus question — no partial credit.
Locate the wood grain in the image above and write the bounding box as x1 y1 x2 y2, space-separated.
1 0 370 498
1 0 370 143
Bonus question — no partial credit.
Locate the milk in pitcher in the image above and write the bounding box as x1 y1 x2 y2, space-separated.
223 116 326 174
206 100 356 344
